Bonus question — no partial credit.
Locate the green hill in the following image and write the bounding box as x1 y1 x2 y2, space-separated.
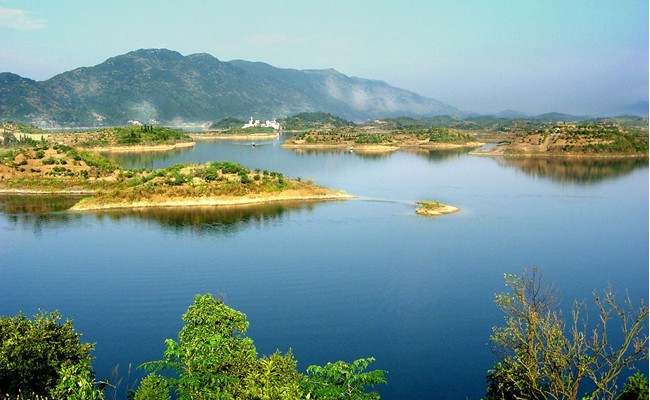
280 112 355 130
0 49 461 128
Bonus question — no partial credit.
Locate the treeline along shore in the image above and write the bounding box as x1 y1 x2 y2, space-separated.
0 123 352 211
1 112 647 213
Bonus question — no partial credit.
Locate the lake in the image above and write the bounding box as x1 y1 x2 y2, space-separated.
1 136 648 399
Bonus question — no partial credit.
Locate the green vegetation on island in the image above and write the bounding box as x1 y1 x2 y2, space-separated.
1 271 646 399
476 121 648 157
52 125 194 149
0 138 350 209
279 112 355 130
283 125 483 153
415 200 459 217
209 117 246 130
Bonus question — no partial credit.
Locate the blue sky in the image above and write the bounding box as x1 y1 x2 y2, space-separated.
1 0 647 115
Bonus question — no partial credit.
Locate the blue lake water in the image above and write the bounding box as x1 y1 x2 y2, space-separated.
1 137 648 399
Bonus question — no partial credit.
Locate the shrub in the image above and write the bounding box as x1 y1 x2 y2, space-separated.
0 311 96 398
42 157 57 165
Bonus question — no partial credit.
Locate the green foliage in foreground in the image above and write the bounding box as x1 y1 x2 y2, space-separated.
0 311 100 399
618 372 649 400
486 269 649 400
139 294 387 399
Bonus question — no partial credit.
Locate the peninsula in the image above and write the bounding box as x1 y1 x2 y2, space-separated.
0 130 352 211
48 125 196 152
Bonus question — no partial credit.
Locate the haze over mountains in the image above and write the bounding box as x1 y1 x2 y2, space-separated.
0 49 462 128
0 48 646 128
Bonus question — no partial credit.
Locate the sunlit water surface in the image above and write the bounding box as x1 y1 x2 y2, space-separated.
1 137 648 399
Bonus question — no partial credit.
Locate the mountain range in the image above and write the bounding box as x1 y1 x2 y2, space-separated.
0 49 461 128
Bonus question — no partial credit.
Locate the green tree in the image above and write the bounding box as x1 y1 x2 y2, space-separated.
486 269 649 400
0 310 99 398
302 357 387 399
618 372 649 400
133 373 170 400
139 294 387 399
141 294 293 399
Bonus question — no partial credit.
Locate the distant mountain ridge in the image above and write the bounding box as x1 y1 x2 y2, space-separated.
0 48 461 128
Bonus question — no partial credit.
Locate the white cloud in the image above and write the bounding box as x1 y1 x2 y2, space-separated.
0 7 46 30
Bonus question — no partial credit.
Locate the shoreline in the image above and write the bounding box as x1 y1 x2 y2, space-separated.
282 143 400 153
419 141 485 150
0 188 95 195
91 141 196 153
70 191 355 211
470 148 649 159
415 201 460 217
189 133 279 141
282 141 484 153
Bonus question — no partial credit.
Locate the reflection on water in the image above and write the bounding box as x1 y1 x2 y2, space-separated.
92 201 319 236
0 195 323 236
0 195 81 213
103 145 195 169
495 156 649 184
0 195 84 232
409 146 478 161
288 147 394 160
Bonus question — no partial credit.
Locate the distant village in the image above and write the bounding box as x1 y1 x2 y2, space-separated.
242 117 281 130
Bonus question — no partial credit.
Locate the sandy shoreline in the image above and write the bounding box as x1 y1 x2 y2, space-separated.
0 188 95 195
70 191 354 211
283 141 484 153
420 141 484 150
282 143 400 153
415 203 460 217
470 147 648 158
90 141 196 153
189 133 279 141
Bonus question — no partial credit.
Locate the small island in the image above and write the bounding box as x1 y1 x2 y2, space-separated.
282 124 483 154
415 200 459 217
472 121 648 158
0 129 352 211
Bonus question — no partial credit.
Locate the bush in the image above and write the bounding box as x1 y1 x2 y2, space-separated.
139 294 387 399
133 373 170 400
42 157 57 165
619 372 649 400
487 269 648 400
0 311 96 398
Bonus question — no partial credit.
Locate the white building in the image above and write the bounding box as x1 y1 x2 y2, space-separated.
242 117 281 130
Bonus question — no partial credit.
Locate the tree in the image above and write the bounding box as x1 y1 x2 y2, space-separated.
0 310 100 399
139 293 387 399
486 268 648 400
618 372 649 400
302 357 387 400
140 294 301 399
133 373 170 400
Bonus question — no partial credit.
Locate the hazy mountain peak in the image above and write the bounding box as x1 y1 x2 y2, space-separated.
0 48 462 127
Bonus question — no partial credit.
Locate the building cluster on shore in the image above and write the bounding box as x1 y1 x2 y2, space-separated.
242 117 281 130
